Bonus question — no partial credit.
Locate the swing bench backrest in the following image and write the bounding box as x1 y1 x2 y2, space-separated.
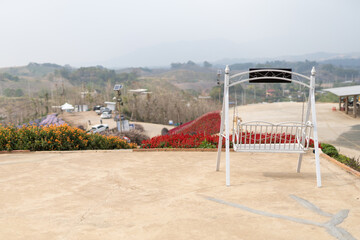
233 120 313 153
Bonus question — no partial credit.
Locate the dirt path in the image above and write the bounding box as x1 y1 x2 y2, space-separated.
60 111 174 138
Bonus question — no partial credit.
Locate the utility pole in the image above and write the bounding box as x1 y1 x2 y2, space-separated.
131 94 138 121
254 86 256 103
217 70 222 103
117 91 122 131
113 84 123 132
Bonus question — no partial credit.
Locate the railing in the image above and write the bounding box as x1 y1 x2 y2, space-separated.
233 121 313 153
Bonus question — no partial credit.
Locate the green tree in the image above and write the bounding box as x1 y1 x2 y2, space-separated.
203 61 212 68
3 88 23 97
14 89 24 97
186 60 196 66
3 88 15 97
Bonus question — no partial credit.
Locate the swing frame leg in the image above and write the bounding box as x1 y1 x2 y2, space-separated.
297 153 303 173
216 101 225 171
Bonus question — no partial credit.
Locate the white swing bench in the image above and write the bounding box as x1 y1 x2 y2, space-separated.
216 67 322 187
233 121 313 153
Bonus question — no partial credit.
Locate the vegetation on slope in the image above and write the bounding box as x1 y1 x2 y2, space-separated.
1 59 359 126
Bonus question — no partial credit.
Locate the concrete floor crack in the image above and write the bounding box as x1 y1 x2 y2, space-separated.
205 195 356 240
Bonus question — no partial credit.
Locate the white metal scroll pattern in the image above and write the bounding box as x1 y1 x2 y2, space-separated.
233 121 313 153
216 66 321 188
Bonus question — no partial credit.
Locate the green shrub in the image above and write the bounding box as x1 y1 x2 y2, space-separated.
321 143 360 172
199 139 216 148
346 157 360 171
0 124 136 151
321 143 339 158
337 154 350 164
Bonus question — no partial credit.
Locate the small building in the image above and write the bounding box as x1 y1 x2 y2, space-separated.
75 105 88 112
104 102 116 111
324 85 360 118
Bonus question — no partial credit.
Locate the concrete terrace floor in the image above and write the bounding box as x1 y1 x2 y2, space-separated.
0 151 359 240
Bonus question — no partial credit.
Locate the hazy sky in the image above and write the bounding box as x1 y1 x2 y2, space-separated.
1 0 360 67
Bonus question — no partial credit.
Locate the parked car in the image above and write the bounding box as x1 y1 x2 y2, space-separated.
88 124 109 134
102 107 112 114
95 107 104 115
100 112 112 119
97 107 112 115
93 105 102 111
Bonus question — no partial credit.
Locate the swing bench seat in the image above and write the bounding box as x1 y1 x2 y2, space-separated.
233 121 313 154
234 143 306 153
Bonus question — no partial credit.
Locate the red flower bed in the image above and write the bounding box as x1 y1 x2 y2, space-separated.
141 131 320 149
168 111 221 135
143 111 320 149
235 132 320 148
141 133 218 148
237 132 298 144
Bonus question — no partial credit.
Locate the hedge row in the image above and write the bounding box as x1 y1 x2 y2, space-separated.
141 132 318 149
141 133 219 149
0 124 137 151
321 143 360 172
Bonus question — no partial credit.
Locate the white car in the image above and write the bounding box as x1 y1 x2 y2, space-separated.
88 124 109 133
100 112 112 119
96 107 106 115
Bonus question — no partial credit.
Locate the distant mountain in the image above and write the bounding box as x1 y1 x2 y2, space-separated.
276 52 342 62
214 52 360 66
102 39 264 68
277 52 360 62
320 58 360 69
0 62 66 77
99 38 360 69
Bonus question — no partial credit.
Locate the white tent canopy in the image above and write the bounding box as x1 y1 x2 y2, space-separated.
61 103 74 110
128 89 147 93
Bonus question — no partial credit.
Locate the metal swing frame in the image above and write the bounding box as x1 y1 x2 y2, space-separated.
216 66 322 187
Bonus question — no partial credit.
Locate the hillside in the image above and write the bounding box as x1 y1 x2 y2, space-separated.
0 62 220 125
1 59 359 98
0 63 72 98
0 62 63 77
1 59 360 126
